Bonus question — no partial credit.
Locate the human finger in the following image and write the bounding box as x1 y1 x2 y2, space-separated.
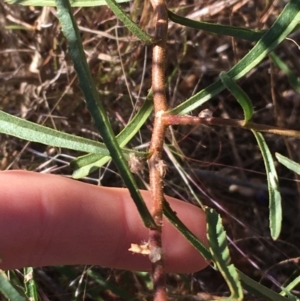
0 170 208 273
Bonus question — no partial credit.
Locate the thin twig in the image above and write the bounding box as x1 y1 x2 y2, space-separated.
163 115 300 138
148 0 168 299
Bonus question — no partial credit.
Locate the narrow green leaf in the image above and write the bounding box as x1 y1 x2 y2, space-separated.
279 286 298 301
0 271 27 301
206 208 243 300
24 267 38 301
0 110 111 154
252 131 282 240
219 71 253 124
103 0 154 44
71 153 109 177
170 0 300 115
281 276 300 297
5 25 31 30
56 0 156 228
5 0 131 6
239 271 291 301
168 10 265 42
0 108 142 177
163 200 212 261
164 201 288 300
270 52 300 94
276 152 300 175
71 96 153 178
71 150 146 178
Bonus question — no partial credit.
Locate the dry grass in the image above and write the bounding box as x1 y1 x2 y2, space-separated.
1 0 300 299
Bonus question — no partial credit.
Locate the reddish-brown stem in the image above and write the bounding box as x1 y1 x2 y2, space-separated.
162 115 300 138
148 0 168 300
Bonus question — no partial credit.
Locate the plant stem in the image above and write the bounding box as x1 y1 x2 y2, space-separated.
163 115 300 138
148 0 168 299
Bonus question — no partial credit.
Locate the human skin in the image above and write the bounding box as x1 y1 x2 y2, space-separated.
0 170 209 273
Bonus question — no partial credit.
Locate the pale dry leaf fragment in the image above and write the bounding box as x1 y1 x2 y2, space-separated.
128 153 145 174
186 0 240 19
155 110 166 124
198 108 213 118
155 160 167 178
97 53 120 63
24 270 33 283
35 7 51 31
129 242 150 255
29 51 42 74
229 184 255 197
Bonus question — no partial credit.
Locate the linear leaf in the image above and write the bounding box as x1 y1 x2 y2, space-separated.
206 208 243 301
24 267 38 301
0 110 112 154
4 0 131 6
170 0 300 115
219 71 253 124
252 131 282 240
103 0 154 44
71 150 146 178
168 10 265 42
164 202 288 300
71 153 109 177
276 152 300 175
281 276 300 297
239 271 291 301
163 200 212 261
270 52 300 94
0 272 27 301
56 0 156 228
71 96 153 178
279 286 298 301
